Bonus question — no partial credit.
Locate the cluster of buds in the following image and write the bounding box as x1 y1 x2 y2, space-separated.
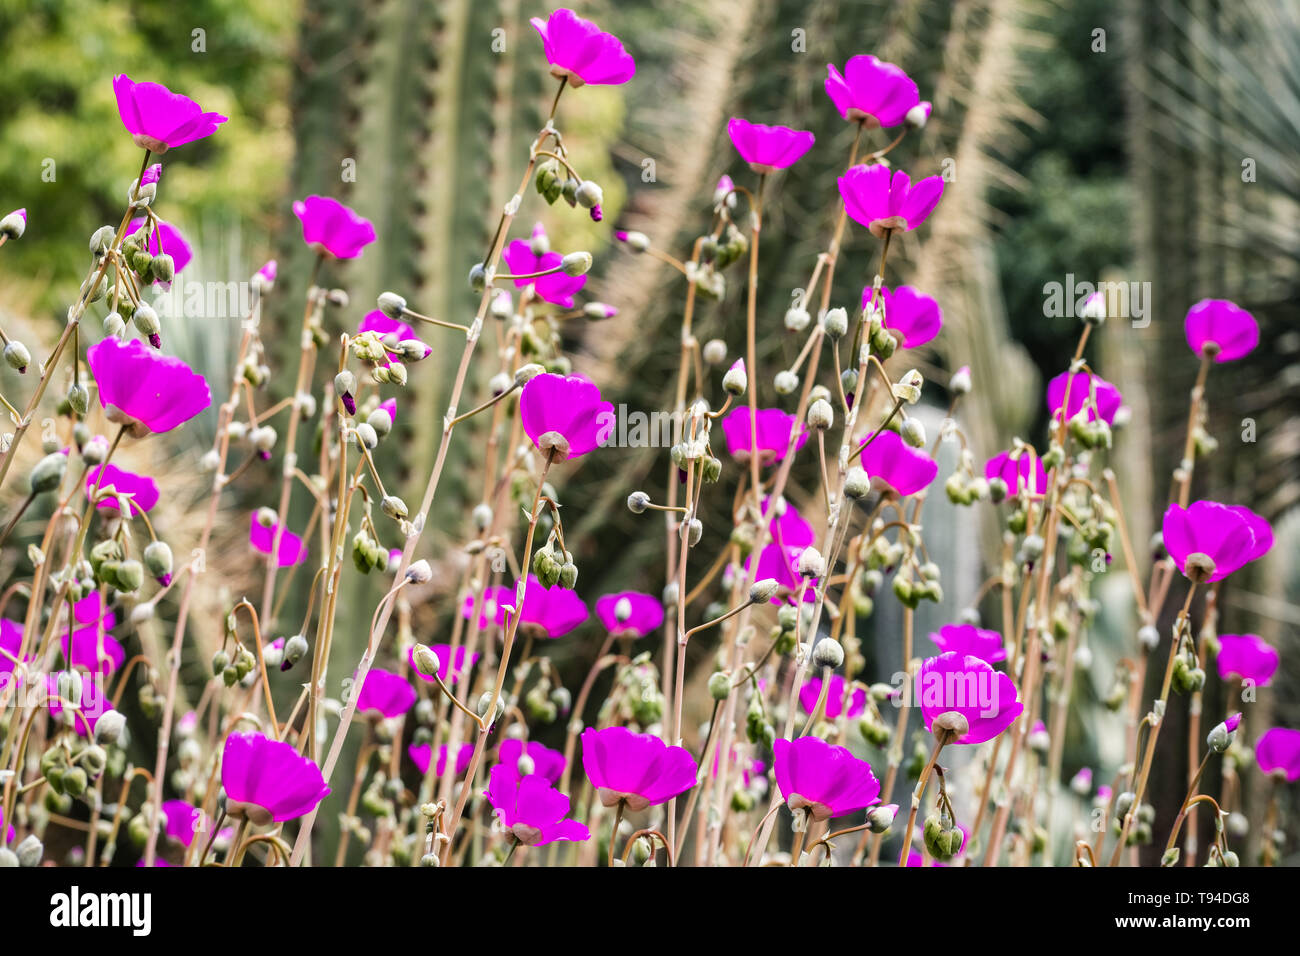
533 536 578 590
88 539 145 594
212 642 257 687
352 527 390 574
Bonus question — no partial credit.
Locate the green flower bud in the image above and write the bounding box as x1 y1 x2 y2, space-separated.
29 452 68 493
143 540 173 583
560 252 592 277
708 672 731 700
4 341 31 373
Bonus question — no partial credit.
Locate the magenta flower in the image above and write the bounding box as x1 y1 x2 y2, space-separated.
595 591 664 638
140 164 162 188
74 592 117 631
410 742 474 777
47 672 109 737
161 800 214 848
838 163 944 238
85 463 159 514
1046 370 1123 425
354 667 416 719
61 627 125 678
221 732 329 824
463 577 589 639
358 311 424 366
408 643 479 685
112 75 228 153
864 285 942 349
727 118 816 174
292 195 376 260
86 337 211 436
1216 634 1279 686
502 224 588 308
721 407 808 466
484 764 590 846
985 450 1047 496
581 726 698 811
772 735 881 822
497 737 566 786
1184 299 1258 362
917 652 1023 745
529 7 635 88
1162 500 1269 583
519 372 614 460
929 623 1007 665
248 513 308 567
824 55 920 128
799 675 867 721
128 217 192 278
859 429 938 497
1 619 24 676
764 496 816 548
1256 728 1300 782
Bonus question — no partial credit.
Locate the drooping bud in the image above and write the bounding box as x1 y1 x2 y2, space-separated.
143 540 174 586
627 491 650 514
4 341 31 373
334 371 357 415
749 579 780 603
0 208 26 240
377 291 407 319
30 452 68 494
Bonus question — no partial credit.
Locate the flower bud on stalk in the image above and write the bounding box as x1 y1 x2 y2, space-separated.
4 341 30 373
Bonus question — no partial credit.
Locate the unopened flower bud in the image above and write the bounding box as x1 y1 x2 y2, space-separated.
822 307 848 339
334 371 357 414
722 360 747 396
477 691 505 724
143 540 174 585
514 363 546 386
575 181 603 209
381 495 409 520
412 644 441 679
30 452 68 494
627 491 651 514
4 341 31 373
93 709 126 745
749 579 779 602
0 208 27 240
15 834 42 867
560 252 592 277
1079 291 1107 325
905 101 932 129
843 467 871 499
702 339 728 365
797 547 825 579
132 303 161 347
811 638 844 670
807 399 833 430
367 406 393 436
900 418 926 448
774 370 798 395
378 291 407 319
406 559 432 583
708 672 731 700
355 423 378 449
784 306 811 332
949 365 972 395
284 634 309 668
866 804 897 833
618 231 650 253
